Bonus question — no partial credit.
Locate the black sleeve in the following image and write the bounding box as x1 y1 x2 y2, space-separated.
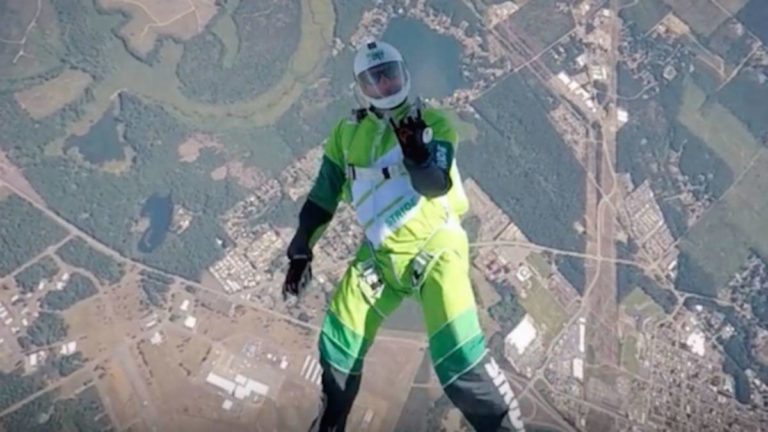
296 198 334 244
403 139 454 198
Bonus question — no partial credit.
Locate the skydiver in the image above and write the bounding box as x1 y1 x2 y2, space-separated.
283 40 525 432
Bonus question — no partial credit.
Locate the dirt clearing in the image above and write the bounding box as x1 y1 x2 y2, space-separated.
98 0 217 57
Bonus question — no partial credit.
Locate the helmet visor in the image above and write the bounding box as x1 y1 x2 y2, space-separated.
355 61 408 100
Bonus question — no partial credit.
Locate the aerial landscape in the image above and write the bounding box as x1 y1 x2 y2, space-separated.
0 0 767 430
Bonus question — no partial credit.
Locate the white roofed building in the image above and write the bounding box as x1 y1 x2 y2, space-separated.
505 314 538 355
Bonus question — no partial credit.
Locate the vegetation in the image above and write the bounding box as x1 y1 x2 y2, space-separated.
140 272 171 308
684 291 768 401
332 0 369 41
556 255 585 295
14 257 60 293
722 355 750 404
706 18 760 69
678 129 733 200
617 264 677 313
140 269 174 285
0 369 46 411
0 93 64 165
465 71 586 260
505 0 574 52
63 109 124 164
25 94 246 281
210 0 240 69
427 0 482 33
488 280 526 334
677 153 768 296
717 68 768 140
56 238 124 285
176 0 301 104
42 272 98 311
0 194 68 277
736 0 768 45
50 0 125 80
677 78 761 175
619 0 670 34
1 386 109 432
25 312 68 347
53 352 85 377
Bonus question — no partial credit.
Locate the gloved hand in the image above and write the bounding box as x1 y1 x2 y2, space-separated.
389 109 432 165
282 233 313 302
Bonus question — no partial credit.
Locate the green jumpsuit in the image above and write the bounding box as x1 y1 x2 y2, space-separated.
301 101 524 431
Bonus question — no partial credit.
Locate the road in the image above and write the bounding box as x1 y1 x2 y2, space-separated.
0 178 426 343
582 0 623 367
470 239 647 269
114 343 162 432
6 233 73 279
513 0 629 400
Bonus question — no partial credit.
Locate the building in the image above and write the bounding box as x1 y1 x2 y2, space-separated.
505 314 538 355
572 358 584 381
686 330 706 357
59 341 77 355
206 372 236 394
184 315 197 329
206 371 270 402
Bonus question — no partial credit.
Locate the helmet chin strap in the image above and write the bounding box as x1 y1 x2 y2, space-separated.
370 97 422 125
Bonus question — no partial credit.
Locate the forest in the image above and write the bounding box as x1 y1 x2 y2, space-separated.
0 195 68 277
14 257 60 293
465 71 587 291
176 0 301 104
42 272 98 311
55 238 124 285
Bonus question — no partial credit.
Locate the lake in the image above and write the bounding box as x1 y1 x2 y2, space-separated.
137 194 173 253
382 18 467 99
64 109 124 164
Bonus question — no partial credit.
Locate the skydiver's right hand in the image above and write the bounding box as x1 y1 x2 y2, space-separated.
283 234 313 302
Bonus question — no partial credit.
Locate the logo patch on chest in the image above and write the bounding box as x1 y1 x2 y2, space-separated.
385 196 419 228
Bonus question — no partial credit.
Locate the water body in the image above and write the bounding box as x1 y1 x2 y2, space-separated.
137 194 173 253
64 109 124 164
382 18 467 99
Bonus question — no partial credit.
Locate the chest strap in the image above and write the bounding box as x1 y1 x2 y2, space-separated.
347 163 408 181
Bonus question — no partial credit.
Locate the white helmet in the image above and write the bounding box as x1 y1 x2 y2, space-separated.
353 40 410 110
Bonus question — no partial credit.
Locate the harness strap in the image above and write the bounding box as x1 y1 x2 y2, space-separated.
347 163 408 181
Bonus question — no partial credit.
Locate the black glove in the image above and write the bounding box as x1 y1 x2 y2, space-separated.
282 234 313 301
389 109 432 165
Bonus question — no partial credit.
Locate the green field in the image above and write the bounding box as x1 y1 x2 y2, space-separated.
664 0 729 36
717 69 768 139
677 78 762 174
0 0 64 81
63 0 335 134
717 0 750 14
620 335 640 374
620 0 670 34
621 287 665 319
526 253 552 279
519 277 567 341
210 2 240 69
679 153 768 294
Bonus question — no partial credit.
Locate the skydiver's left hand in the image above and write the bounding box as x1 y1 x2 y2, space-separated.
282 233 313 303
389 109 432 165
